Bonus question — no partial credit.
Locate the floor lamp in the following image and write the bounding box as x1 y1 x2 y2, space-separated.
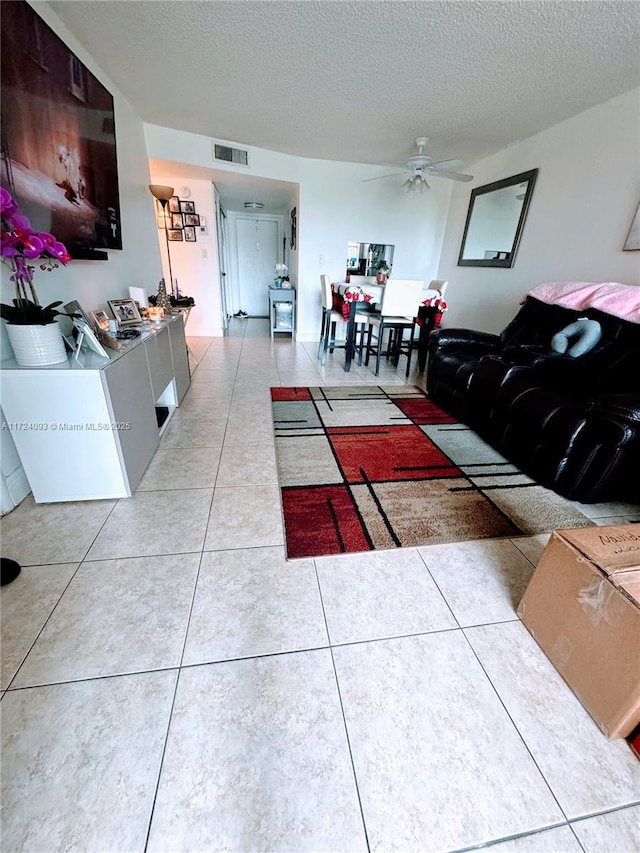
149 184 178 299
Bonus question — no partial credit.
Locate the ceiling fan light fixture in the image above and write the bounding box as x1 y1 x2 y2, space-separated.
244 201 264 209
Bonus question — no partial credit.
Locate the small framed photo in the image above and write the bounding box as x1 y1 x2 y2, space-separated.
108 297 142 327
92 309 110 331
167 229 183 242
64 300 94 328
184 226 197 242
180 200 195 214
183 213 200 227
171 213 184 229
73 319 109 359
168 196 181 213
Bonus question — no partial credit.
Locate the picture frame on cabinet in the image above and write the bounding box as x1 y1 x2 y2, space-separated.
184 226 197 242
64 300 95 329
92 309 110 331
72 319 110 359
108 298 142 327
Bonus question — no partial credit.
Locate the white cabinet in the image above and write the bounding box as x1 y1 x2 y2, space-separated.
0 315 190 502
167 315 191 402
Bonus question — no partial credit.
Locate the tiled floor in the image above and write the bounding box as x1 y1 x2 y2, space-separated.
2 318 639 853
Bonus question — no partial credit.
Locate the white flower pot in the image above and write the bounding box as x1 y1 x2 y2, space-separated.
6 322 68 366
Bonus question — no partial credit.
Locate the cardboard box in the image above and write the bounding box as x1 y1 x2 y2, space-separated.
517 524 640 739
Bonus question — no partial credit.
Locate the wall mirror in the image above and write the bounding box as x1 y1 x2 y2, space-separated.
457 169 538 268
347 242 395 277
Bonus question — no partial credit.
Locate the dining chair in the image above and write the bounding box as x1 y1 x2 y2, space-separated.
318 274 346 365
364 279 424 376
424 279 448 300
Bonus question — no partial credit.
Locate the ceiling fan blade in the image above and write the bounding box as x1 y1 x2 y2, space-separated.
362 172 406 183
429 158 464 171
429 170 474 182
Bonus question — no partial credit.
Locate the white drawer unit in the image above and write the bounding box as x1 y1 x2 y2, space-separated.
0 314 191 502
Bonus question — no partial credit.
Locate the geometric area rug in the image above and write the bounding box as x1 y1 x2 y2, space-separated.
271 385 593 559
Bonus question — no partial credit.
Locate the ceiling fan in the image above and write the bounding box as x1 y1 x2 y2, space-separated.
364 136 474 192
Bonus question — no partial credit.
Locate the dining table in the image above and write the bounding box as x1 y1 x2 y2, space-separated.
334 281 385 371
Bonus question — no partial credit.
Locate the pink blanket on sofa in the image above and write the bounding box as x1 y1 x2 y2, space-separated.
526 281 640 324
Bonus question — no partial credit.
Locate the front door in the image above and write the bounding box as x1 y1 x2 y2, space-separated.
235 217 279 316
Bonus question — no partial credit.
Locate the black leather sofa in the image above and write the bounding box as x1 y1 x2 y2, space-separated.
426 296 640 503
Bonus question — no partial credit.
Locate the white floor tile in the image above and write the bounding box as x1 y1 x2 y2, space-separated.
1 563 78 689
0 497 116 565
1 671 177 852
183 546 328 664
204 484 283 550
316 547 456 644
466 621 640 817
147 652 367 852
510 533 551 566
333 631 564 851
482 824 581 851
571 805 640 851
418 538 536 626
86 489 213 560
12 554 200 687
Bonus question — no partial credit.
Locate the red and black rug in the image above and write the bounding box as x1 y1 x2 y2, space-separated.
271 386 592 560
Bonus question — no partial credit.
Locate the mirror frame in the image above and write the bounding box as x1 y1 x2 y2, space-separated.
457 168 538 268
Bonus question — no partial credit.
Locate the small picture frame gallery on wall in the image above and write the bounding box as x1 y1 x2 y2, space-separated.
180 200 196 214
170 213 184 229
168 196 181 213
167 229 184 242
184 226 197 242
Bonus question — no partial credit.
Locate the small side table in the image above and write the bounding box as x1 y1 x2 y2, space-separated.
268 287 295 339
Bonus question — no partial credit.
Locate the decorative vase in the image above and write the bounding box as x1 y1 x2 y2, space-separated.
6 322 68 366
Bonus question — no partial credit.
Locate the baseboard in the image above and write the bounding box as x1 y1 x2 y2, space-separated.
1 467 31 515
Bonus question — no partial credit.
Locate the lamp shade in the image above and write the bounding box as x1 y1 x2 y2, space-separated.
148 184 174 202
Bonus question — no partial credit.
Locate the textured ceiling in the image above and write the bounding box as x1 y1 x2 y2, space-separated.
48 0 639 169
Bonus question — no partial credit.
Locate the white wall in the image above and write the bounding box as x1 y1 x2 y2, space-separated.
1 1 164 513
437 87 640 334
144 124 453 341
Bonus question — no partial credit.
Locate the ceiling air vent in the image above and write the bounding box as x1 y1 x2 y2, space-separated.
212 141 249 167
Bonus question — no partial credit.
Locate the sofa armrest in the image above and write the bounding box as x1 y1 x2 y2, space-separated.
429 328 501 354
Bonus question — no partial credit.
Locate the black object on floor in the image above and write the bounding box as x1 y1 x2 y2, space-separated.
1 558 21 586
155 406 170 428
